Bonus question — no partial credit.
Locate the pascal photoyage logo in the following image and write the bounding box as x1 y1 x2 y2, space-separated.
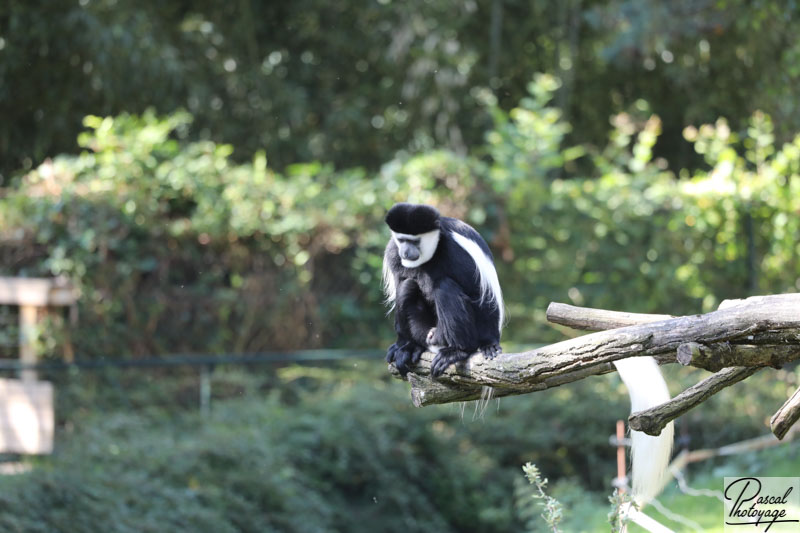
724 477 800 532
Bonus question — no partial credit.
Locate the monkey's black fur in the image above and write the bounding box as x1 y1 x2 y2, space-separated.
384 203 502 377
385 203 440 234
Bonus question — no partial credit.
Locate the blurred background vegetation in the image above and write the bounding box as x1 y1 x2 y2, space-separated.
1 0 799 531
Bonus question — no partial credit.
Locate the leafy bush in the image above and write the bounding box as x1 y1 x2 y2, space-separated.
481 78 800 343
0 369 516 533
4 75 800 358
0 110 491 358
2 351 795 531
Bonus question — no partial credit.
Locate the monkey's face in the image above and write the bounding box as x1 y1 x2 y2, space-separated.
392 230 440 268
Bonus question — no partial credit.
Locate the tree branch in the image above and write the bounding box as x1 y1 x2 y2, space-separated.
390 294 800 408
546 302 674 330
675 342 800 372
770 386 800 440
628 367 762 436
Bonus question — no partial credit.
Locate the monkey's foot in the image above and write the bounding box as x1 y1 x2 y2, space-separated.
386 341 425 376
479 344 502 359
430 347 471 378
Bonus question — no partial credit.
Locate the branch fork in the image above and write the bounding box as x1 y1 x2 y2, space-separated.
389 294 800 440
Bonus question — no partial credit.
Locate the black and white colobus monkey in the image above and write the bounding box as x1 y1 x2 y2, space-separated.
382 202 504 377
382 202 672 504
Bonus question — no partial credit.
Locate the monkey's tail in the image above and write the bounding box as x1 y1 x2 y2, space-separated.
612 356 674 505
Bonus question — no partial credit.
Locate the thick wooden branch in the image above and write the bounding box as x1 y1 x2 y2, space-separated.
676 342 800 371
389 352 676 406
391 352 626 407
770 386 800 440
628 367 762 436
390 294 800 408
546 302 674 330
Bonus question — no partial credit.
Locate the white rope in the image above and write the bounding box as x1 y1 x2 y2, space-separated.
670 464 724 502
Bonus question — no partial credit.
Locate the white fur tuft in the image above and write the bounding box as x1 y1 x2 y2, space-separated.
613 356 674 505
382 255 396 310
450 231 504 331
474 385 495 419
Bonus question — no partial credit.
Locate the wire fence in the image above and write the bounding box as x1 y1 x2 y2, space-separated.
0 349 386 417
0 349 385 373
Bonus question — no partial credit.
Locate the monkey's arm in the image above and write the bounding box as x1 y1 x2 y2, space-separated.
395 279 436 346
387 278 436 375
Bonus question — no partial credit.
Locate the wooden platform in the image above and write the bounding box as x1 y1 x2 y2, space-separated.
0 276 77 382
0 276 78 307
0 276 76 455
0 378 54 454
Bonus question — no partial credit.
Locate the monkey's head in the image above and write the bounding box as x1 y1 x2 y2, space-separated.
385 203 441 268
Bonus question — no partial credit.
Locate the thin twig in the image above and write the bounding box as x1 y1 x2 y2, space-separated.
770 386 800 440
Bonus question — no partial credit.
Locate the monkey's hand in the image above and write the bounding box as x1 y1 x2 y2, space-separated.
430 347 471 377
479 344 502 360
386 340 425 376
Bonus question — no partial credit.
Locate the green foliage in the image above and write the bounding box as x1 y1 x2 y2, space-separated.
4 0 800 188
1 350 796 530
515 463 618 532
624 442 800 533
0 0 494 181
0 106 495 357
0 363 627 533
587 1 800 147
3 74 800 358
520 463 564 532
606 489 632 533
480 79 800 343
0 379 501 532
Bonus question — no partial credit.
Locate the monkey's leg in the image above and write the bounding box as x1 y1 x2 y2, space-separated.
475 304 502 359
429 277 478 377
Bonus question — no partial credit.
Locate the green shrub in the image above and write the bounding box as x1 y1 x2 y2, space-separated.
3 76 800 356
0 370 515 532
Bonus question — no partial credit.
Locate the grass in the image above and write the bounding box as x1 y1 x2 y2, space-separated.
518 434 800 532
2 364 796 532
628 440 800 532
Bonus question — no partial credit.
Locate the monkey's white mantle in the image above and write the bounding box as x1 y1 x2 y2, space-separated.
388 293 800 440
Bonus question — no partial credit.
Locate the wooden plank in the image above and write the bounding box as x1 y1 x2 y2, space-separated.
0 378 54 454
0 277 52 306
0 276 77 306
19 304 38 382
48 286 80 306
